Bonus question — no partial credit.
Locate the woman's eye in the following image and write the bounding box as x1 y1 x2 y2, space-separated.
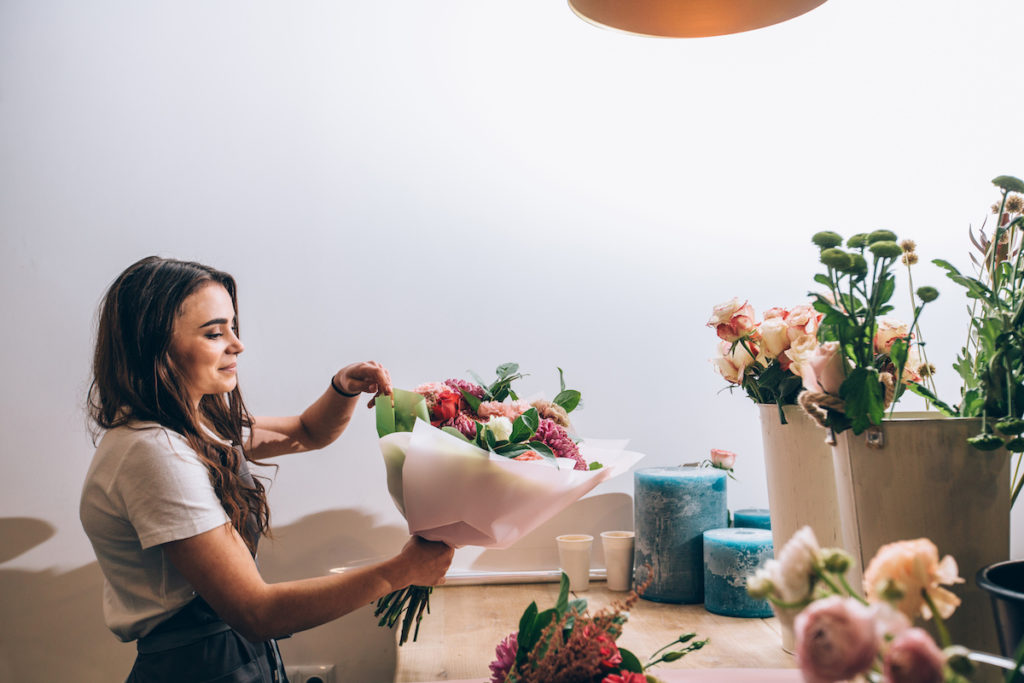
205 333 223 340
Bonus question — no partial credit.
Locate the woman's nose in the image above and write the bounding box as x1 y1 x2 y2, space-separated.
229 332 244 354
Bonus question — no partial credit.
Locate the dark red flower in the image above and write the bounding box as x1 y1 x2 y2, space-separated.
432 390 462 423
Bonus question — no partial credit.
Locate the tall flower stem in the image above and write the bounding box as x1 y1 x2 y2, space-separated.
923 591 952 649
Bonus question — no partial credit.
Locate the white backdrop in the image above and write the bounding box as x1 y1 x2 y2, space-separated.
3 0 1024 679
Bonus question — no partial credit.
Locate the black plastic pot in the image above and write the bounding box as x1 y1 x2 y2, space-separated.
977 560 1024 657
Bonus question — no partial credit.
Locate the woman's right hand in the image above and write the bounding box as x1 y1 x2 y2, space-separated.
397 536 455 587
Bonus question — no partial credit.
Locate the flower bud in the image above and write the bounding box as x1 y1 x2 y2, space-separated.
993 175 1024 194
900 252 919 266
915 286 939 302
812 231 844 249
995 418 1024 436
847 233 870 249
662 651 686 662
821 549 853 574
847 253 868 277
900 239 917 253
868 229 898 244
967 433 1005 451
944 646 975 677
1005 436 1024 452
868 240 903 259
820 248 854 270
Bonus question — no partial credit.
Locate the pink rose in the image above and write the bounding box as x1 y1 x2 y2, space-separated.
874 316 911 354
757 317 791 360
785 304 822 342
763 306 789 319
795 596 878 683
710 448 736 470
710 339 759 384
707 298 757 342
793 341 846 395
883 628 945 683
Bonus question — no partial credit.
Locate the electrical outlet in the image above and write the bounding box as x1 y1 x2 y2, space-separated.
286 664 335 683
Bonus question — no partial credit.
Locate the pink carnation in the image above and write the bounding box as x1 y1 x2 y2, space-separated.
488 631 517 683
531 418 587 470
445 378 485 400
441 413 479 439
477 400 530 421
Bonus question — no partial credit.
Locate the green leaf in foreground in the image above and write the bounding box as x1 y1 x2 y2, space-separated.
840 367 886 434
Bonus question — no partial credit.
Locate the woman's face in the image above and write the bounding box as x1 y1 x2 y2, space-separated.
168 282 244 407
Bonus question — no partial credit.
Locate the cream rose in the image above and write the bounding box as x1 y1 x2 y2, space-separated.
757 317 791 361
785 304 822 342
874 316 911 353
710 339 759 384
707 297 757 343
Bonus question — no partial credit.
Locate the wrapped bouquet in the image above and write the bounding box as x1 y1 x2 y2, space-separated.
374 363 644 643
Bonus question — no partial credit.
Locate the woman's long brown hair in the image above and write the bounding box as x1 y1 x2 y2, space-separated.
88 256 269 553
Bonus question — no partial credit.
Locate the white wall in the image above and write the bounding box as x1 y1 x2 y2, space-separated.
3 0 1024 680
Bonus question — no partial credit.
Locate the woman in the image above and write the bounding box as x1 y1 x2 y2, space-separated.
80 256 454 682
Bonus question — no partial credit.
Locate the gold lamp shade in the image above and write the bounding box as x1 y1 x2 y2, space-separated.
568 0 828 38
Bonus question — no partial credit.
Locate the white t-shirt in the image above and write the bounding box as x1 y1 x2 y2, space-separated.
80 421 231 641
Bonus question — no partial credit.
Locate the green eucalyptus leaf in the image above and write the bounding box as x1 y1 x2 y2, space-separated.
556 573 570 614
496 362 520 379
459 389 482 413
553 389 582 413
840 368 886 434
558 367 567 393
588 461 604 470
618 648 644 673
514 601 540 668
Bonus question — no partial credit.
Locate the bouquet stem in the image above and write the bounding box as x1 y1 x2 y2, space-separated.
374 585 432 645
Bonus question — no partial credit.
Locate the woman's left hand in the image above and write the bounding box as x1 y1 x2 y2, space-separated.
333 361 393 408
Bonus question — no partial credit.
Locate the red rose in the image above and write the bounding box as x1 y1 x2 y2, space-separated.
432 390 462 423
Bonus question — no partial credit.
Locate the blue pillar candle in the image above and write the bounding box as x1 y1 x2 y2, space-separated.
733 508 771 530
703 527 774 618
633 467 728 603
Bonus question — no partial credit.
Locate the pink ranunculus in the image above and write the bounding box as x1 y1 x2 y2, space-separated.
883 628 945 683
710 339 759 384
863 538 963 621
707 297 757 342
710 448 736 470
795 596 879 683
758 526 822 632
793 341 846 395
785 304 822 342
757 316 791 361
874 316 911 354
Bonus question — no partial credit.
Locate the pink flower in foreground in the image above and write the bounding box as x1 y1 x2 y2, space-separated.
863 538 963 621
795 596 878 683
477 399 530 421
710 448 736 470
883 628 945 683
707 297 757 342
602 673 646 683
488 631 517 683
531 418 586 470
710 339 759 384
792 340 846 395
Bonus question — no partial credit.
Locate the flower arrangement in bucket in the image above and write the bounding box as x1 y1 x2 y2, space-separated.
707 298 824 421
748 526 1022 683
794 229 939 436
907 175 1024 503
488 573 707 683
373 363 643 643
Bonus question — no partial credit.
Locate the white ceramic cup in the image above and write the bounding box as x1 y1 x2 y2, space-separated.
556 534 594 592
601 531 635 591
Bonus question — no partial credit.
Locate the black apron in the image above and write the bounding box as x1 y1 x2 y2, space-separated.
129 454 289 683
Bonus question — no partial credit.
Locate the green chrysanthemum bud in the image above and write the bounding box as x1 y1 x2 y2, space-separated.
868 229 898 244
995 418 1024 435
821 549 852 574
812 231 844 249
868 240 902 259
1005 436 1024 452
993 175 1024 194
916 286 939 303
847 233 870 249
944 646 975 677
847 253 868 277
968 433 1006 451
820 248 854 270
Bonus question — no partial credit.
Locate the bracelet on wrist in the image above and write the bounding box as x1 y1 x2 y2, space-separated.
330 375 360 398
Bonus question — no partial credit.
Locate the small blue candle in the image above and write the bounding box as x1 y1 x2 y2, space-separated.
633 466 728 603
734 508 771 530
703 527 774 618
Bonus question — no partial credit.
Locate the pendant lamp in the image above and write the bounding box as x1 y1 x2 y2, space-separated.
568 0 828 38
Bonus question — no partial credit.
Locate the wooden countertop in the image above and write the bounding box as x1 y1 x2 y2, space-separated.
395 581 797 682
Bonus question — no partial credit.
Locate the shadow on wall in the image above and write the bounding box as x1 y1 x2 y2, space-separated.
0 517 136 682
471 492 635 571
0 511 410 683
